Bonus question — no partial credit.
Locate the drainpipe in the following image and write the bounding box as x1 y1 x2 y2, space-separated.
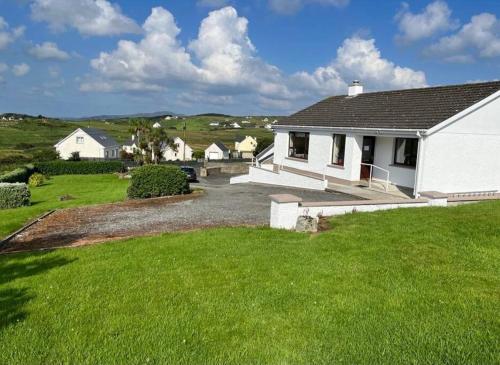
413 131 425 198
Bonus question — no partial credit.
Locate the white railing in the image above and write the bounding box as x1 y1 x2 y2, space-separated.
360 163 390 191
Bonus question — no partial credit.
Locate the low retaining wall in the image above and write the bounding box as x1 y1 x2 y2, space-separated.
269 191 494 230
230 166 327 191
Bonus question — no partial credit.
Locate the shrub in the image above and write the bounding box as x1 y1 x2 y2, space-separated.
35 160 125 176
32 149 59 162
120 150 134 161
68 151 81 161
0 183 31 209
28 173 45 187
0 164 35 183
127 165 189 199
192 150 205 160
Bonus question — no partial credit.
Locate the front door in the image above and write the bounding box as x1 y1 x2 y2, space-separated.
360 136 376 179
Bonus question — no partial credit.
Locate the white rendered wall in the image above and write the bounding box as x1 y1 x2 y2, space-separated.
56 130 105 159
373 137 416 188
244 166 326 190
164 137 193 161
418 97 500 193
273 129 362 182
204 144 228 160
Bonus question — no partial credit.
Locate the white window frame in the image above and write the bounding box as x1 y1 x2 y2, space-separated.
76 136 84 144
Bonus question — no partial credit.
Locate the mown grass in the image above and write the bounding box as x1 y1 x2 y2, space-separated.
0 201 498 364
0 174 128 238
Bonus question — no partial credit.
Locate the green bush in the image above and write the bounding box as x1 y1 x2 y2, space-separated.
0 164 35 183
127 165 189 199
35 160 125 176
28 173 45 187
0 183 31 209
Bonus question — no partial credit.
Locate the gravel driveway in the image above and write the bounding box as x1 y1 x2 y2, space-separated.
3 174 355 252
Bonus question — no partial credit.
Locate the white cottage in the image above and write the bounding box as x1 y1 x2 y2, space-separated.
163 137 193 161
55 128 120 160
239 81 500 197
205 142 230 160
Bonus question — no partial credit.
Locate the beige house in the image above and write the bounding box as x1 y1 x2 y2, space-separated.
55 128 120 160
235 136 257 158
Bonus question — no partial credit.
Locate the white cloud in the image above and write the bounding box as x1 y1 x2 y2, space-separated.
12 63 30 76
268 0 350 15
395 1 458 43
426 13 500 62
29 41 70 60
0 16 25 50
82 6 426 112
30 0 141 36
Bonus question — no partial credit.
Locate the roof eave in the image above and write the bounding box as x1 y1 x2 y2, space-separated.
272 124 426 137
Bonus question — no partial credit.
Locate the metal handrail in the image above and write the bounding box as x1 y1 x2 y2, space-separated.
360 163 391 191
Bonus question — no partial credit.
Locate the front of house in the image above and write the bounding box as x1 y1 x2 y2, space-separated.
55 128 120 160
235 136 257 159
239 81 500 197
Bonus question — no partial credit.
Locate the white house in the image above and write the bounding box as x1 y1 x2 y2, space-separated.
231 122 242 129
55 128 120 160
264 123 272 129
238 81 500 197
209 121 220 127
163 137 193 161
205 142 230 160
122 135 140 154
153 122 162 128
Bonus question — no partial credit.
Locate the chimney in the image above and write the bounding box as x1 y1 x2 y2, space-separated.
348 80 363 96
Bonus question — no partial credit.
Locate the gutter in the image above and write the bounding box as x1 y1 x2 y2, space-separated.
272 125 426 136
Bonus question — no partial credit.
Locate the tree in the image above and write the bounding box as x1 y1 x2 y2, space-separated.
128 119 174 165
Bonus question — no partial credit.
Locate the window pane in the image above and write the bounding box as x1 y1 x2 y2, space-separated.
288 132 309 159
394 138 418 167
332 134 346 166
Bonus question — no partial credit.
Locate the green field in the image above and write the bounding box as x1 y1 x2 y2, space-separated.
1 201 498 364
0 174 128 238
0 116 274 171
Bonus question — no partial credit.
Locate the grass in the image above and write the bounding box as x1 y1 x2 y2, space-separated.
0 201 498 364
0 174 128 238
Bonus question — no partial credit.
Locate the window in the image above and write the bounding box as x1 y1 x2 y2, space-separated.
332 134 346 166
288 132 309 160
105 151 109 158
393 138 418 167
112 149 116 157
76 136 84 144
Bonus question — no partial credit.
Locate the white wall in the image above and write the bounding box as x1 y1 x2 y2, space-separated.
419 96 500 193
204 144 229 160
273 130 365 183
163 137 193 161
242 166 326 190
56 130 111 159
373 137 416 188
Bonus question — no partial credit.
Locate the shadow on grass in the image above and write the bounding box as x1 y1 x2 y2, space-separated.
0 252 75 330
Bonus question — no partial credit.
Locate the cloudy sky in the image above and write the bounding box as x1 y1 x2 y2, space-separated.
0 0 498 117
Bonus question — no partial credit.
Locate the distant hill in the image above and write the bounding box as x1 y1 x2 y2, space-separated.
0 113 43 119
67 111 179 121
194 113 233 118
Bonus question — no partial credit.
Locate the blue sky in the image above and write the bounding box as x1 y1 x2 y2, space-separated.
0 0 498 117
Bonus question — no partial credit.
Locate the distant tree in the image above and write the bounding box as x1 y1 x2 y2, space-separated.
128 119 174 165
193 150 205 160
254 136 273 156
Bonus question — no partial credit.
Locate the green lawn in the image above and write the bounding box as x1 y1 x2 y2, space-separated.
0 174 128 238
1 201 499 364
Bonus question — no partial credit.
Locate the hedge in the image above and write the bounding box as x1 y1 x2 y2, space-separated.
127 165 189 199
0 183 31 209
34 160 125 176
0 164 35 183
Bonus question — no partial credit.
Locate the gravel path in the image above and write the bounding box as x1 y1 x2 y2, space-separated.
3 175 355 252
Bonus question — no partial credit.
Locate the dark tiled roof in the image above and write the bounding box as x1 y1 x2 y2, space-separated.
276 81 500 130
82 128 119 147
214 141 229 151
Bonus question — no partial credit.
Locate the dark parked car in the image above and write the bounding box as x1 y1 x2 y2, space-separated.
180 166 197 182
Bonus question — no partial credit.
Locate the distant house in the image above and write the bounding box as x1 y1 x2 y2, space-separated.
263 117 269 122
164 116 172 120
205 142 230 160
153 122 162 128
264 123 272 129
55 128 120 160
241 120 250 124
163 137 193 161
235 136 257 159
122 135 140 154
209 121 220 127
231 122 242 129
